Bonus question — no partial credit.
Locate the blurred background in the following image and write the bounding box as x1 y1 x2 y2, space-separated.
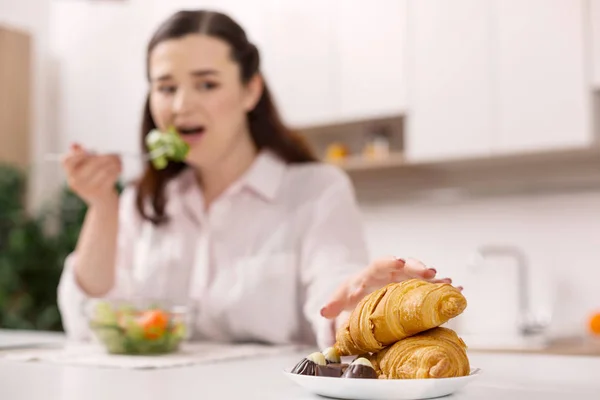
1 0 599 355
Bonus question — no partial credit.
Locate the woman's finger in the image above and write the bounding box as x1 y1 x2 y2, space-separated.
343 258 432 302
360 258 436 287
347 285 370 305
425 278 463 293
427 277 453 284
87 164 120 192
320 276 354 319
321 256 456 320
322 286 369 319
62 152 88 174
75 156 118 184
402 258 437 280
364 258 405 279
320 299 346 319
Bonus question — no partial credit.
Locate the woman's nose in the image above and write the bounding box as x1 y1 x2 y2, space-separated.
172 88 194 116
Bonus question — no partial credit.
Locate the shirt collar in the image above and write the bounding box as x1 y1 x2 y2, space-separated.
241 150 287 202
170 150 287 219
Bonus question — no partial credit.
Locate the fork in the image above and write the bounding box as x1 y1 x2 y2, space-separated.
43 147 167 162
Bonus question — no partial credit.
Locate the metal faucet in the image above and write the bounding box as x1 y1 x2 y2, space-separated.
470 245 549 336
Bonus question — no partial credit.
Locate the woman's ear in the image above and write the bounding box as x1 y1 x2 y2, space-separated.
243 73 264 112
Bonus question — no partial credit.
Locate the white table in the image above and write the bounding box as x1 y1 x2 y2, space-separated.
0 330 599 400
0 329 64 349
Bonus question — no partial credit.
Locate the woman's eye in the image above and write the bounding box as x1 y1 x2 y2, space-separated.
196 81 219 91
158 86 176 94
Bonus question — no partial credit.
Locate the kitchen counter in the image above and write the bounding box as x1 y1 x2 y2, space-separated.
457 333 600 357
0 330 599 400
0 329 65 349
469 336 600 357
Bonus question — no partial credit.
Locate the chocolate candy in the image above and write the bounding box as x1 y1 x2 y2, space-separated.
341 358 378 379
322 347 341 364
291 352 327 376
316 363 349 378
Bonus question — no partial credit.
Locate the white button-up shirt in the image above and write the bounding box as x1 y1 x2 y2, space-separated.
58 151 369 349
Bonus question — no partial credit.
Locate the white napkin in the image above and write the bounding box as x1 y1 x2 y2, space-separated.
0 341 306 370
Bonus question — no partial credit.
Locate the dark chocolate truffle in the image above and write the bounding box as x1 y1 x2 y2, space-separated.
341 358 378 379
291 352 327 376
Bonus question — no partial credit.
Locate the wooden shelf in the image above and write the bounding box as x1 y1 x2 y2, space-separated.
331 146 600 175
298 113 600 197
326 152 405 172
342 146 600 201
297 114 404 136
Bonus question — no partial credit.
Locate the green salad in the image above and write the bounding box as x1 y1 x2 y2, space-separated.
145 126 190 170
89 301 187 355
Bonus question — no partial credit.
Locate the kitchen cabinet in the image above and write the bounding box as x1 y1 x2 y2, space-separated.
405 0 493 162
335 0 408 122
153 1 409 128
0 26 30 169
592 0 600 89
266 1 409 127
191 0 270 52
150 1 269 54
493 0 591 153
166 0 339 128
406 0 592 163
264 0 338 128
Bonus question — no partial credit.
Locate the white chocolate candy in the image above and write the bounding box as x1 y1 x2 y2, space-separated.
352 357 374 368
322 347 341 363
306 352 327 366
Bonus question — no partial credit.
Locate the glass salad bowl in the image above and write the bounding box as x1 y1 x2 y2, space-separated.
86 299 190 355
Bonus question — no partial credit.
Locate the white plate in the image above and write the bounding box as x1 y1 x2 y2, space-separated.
283 367 482 400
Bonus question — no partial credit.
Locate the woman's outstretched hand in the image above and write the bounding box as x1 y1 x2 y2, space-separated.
320 257 460 319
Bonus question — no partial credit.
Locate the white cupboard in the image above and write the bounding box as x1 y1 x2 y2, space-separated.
405 0 494 162
493 0 591 153
53 0 597 164
406 0 592 163
195 0 271 75
150 1 410 128
263 0 339 128
335 0 408 122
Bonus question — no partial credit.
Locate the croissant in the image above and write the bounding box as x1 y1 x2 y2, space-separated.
368 327 470 379
334 279 467 355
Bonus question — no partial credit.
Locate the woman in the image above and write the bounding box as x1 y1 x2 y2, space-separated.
58 10 451 349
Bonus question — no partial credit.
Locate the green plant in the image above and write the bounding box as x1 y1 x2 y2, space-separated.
0 164 87 331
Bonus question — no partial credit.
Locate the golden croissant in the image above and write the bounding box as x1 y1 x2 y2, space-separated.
334 279 467 355
368 327 470 379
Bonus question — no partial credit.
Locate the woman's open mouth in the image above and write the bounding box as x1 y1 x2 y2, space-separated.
177 125 205 144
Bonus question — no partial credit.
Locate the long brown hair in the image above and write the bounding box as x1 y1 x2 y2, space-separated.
136 10 317 224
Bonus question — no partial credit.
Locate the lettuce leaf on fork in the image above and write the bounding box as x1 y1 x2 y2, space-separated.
145 126 190 170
